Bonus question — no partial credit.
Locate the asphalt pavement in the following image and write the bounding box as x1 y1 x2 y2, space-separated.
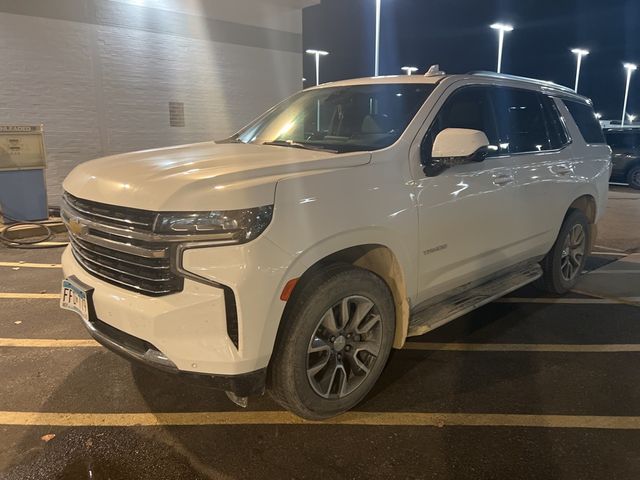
1 186 639 479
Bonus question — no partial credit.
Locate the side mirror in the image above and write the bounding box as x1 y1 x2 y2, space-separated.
423 128 494 177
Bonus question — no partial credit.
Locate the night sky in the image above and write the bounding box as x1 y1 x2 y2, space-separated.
302 0 640 120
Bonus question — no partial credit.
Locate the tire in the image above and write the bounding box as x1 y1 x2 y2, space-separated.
269 263 395 420
627 165 640 190
537 209 590 294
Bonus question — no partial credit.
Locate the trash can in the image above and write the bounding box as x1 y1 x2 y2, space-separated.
0 125 48 222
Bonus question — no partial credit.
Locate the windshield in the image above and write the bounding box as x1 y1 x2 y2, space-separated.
230 84 436 153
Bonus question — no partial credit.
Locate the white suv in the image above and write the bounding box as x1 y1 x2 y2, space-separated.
60 71 611 419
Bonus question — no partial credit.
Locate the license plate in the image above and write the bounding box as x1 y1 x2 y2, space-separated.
60 277 91 322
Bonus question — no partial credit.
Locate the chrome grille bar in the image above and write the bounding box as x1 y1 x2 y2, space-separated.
71 249 176 295
71 246 173 283
69 236 169 270
63 192 156 230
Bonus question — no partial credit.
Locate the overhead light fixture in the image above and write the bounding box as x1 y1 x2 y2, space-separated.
305 49 329 86
490 23 514 73
622 63 638 127
571 48 590 92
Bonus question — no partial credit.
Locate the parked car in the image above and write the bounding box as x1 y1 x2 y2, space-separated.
604 127 640 189
60 70 611 419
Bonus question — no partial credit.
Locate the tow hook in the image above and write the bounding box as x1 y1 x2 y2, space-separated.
226 391 249 408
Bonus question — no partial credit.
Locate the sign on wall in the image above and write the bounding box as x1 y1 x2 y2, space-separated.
0 125 46 171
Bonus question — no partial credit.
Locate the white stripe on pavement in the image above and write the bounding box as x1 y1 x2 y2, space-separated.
2 411 640 429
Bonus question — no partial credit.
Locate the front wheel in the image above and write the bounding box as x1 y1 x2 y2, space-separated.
537 209 590 294
269 264 395 420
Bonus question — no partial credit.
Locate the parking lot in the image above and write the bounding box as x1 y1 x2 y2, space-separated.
1 186 639 480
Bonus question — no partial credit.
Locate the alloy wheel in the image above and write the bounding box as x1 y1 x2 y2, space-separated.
306 295 383 399
560 224 586 282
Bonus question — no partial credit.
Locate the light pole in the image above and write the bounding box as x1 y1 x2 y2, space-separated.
490 23 514 74
401 66 418 76
305 49 329 86
375 0 381 76
622 63 637 127
571 48 589 92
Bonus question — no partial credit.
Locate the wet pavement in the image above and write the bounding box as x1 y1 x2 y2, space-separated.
1 186 639 479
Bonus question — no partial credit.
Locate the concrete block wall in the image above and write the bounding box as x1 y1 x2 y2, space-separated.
0 0 309 207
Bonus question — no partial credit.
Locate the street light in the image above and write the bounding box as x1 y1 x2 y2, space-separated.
571 48 589 92
628 114 637 124
595 113 603 120
401 66 418 76
622 63 637 127
490 23 514 74
305 49 329 86
375 0 381 76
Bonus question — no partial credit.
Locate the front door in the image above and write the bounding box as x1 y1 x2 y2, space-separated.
414 85 522 303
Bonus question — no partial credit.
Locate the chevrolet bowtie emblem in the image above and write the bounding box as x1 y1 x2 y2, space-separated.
68 217 88 237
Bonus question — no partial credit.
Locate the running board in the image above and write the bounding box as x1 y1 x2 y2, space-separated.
408 263 543 337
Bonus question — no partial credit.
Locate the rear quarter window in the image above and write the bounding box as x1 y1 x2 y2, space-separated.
563 100 605 144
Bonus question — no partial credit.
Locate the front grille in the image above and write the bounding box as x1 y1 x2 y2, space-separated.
64 193 157 231
63 193 183 296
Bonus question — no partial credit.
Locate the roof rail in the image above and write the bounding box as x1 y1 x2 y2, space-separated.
466 71 578 95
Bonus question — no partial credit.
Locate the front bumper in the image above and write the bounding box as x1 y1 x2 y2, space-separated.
62 245 276 375
78 291 265 396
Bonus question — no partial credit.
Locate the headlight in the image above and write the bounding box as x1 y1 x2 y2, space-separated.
154 205 273 244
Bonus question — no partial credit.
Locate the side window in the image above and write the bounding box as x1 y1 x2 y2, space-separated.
541 96 570 149
563 100 606 144
491 87 552 153
421 86 498 161
605 131 639 151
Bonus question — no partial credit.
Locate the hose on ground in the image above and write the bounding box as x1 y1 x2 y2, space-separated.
0 208 67 249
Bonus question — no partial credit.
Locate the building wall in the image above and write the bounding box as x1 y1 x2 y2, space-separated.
0 0 312 206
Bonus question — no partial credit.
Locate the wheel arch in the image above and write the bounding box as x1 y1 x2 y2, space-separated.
278 244 411 350
566 194 597 251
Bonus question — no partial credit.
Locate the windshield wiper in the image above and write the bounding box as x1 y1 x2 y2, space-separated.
262 140 338 153
217 136 245 144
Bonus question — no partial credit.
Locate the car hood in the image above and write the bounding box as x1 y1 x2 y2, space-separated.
63 141 370 211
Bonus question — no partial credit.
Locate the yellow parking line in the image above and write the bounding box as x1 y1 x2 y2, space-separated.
0 295 620 303
495 297 628 304
0 293 59 299
0 338 98 348
588 270 640 275
1 411 640 429
4 338 640 353
0 262 61 269
404 342 640 353
594 245 627 253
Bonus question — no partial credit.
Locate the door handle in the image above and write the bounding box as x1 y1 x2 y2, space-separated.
492 174 514 186
553 164 572 175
